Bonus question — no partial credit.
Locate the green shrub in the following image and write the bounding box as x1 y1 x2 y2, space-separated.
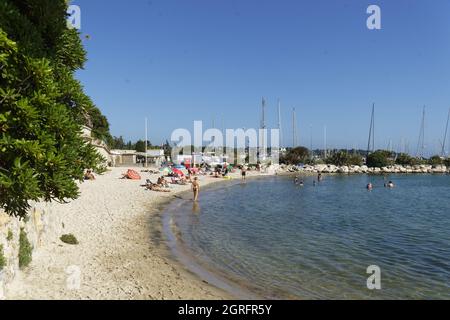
444 158 450 167
19 228 32 269
0 1 108 218
396 153 419 166
429 155 443 166
327 151 363 166
366 150 395 168
7 229 13 241
60 234 79 245
281 147 310 165
0 244 6 271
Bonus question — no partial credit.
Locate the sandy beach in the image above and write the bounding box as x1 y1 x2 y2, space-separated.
6 167 264 300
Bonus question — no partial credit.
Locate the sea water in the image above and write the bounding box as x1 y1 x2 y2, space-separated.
165 174 450 299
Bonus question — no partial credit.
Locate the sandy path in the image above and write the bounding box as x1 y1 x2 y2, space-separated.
6 167 262 300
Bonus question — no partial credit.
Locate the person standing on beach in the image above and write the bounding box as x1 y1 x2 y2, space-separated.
192 177 200 201
241 166 247 181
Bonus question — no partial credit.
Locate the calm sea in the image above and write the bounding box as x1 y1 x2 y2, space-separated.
164 174 450 299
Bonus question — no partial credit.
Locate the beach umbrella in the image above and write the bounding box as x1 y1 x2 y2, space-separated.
161 167 172 175
172 168 184 176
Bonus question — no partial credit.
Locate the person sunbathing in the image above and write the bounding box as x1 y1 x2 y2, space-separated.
145 180 171 192
84 170 95 181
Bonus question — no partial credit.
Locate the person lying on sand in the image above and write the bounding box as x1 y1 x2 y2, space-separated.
148 184 171 193
157 176 169 188
84 170 95 181
144 180 171 193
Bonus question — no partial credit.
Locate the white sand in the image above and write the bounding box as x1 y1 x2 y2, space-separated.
6 167 265 300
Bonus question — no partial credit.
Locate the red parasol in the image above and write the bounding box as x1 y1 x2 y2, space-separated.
172 168 184 177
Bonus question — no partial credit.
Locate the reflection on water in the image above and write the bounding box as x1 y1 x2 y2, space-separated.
168 175 450 299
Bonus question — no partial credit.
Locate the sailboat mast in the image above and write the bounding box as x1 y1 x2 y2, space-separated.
416 106 426 158
292 108 297 147
260 97 266 159
442 108 450 157
367 103 375 155
277 99 282 148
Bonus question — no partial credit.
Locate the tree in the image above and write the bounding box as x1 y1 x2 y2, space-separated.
366 150 394 168
135 140 152 153
395 153 418 166
326 151 363 166
0 0 107 218
347 154 364 166
163 139 172 159
281 147 310 165
444 158 450 167
429 155 443 166
109 136 126 150
327 151 349 166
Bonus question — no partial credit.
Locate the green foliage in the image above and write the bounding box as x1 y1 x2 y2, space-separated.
395 153 419 166
0 1 109 217
366 150 395 168
7 228 13 241
60 233 78 245
19 228 32 269
444 158 450 167
281 147 310 165
0 244 6 270
429 155 443 166
326 151 363 167
135 140 148 153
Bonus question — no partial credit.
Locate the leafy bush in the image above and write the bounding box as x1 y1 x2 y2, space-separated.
60 234 79 245
429 155 443 166
326 151 363 166
0 244 6 270
366 150 394 168
396 153 419 166
444 158 450 167
281 147 310 165
0 0 109 218
19 228 32 269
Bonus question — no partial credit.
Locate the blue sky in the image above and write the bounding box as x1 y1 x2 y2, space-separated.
74 0 450 155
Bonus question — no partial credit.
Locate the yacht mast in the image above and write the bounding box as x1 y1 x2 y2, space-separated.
416 106 426 158
441 108 450 157
367 103 375 155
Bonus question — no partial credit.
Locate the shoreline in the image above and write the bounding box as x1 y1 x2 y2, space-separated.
160 176 278 301
5 167 268 300
5 167 447 300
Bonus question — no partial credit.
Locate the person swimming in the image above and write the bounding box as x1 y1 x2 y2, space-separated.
299 180 304 187
367 183 373 190
387 181 395 188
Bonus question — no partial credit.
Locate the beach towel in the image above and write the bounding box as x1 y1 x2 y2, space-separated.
127 169 141 180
